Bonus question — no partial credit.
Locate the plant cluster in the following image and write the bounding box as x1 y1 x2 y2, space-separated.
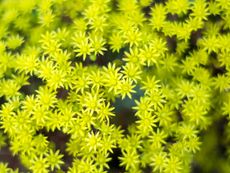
0 0 230 172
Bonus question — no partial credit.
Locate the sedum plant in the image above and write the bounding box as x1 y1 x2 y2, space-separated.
0 0 230 172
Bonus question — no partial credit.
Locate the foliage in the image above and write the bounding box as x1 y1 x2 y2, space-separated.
0 0 230 172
